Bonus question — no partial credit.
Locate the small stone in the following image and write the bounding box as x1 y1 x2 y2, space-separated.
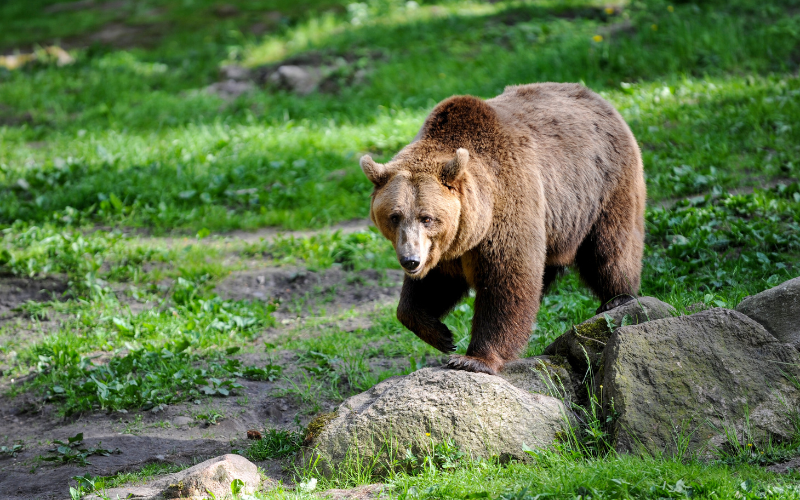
220 64 251 81
88 454 260 500
173 416 192 427
269 65 322 95
206 80 255 99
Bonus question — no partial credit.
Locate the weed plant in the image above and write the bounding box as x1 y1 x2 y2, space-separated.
244 428 303 461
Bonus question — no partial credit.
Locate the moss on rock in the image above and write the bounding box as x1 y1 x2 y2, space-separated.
303 411 336 447
573 317 612 346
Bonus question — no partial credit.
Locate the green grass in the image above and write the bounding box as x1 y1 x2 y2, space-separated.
244 227 399 271
243 428 303 461
1 0 800 497
2 1 800 232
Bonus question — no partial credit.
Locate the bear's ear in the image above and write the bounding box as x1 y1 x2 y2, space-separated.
360 155 389 187
441 148 469 186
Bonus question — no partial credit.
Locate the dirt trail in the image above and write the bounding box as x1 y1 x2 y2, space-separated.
0 244 404 499
0 377 305 500
134 218 371 250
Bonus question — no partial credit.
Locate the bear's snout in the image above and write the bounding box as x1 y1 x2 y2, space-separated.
399 255 421 272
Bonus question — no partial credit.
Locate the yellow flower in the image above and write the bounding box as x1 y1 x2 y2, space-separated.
668 5 674 12
651 24 658 31
593 35 603 43
425 432 431 436
605 7 614 14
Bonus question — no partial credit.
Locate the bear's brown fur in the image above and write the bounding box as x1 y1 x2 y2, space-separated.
360 82 646 375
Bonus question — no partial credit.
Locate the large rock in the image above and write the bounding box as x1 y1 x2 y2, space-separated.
305 367 568 475
600 308 800 455
87 454 261 500
544 297 675 374
736 277 800 350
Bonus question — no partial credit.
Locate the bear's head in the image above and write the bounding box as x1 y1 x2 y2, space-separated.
360 146 475 279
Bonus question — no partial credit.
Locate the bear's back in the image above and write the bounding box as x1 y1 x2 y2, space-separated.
489 82 624 132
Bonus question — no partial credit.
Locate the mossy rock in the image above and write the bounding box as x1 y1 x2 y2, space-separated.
303 411 337 446
543 297 675 375
601 308 800 455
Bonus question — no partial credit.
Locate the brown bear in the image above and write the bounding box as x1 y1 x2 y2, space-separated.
360 82 646 375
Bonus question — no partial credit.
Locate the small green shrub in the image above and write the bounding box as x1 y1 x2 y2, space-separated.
244 428 303 460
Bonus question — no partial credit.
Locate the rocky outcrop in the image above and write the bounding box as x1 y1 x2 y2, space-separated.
305 367 568 475
304 279 800 470
736 276 800 350
87 454 261 500
544 297 675 374
600 308 800 456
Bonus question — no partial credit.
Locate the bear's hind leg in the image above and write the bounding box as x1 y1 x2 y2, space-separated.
397 268 470 354
575 189 645 314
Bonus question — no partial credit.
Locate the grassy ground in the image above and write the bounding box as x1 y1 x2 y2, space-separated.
1 0 800 498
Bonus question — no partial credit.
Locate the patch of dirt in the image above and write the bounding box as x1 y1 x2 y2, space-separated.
215 267 404 321
135 218 370 249
0 276 68 316
0 276 71 376
0 104 33 127
43 0 127 14
66 22 168 50
0 377 307 500
247 50 385 95
652 177 799 209
319 483 387 500
766 456 800 474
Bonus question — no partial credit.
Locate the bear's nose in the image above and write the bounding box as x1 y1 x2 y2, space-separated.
400 256 421 271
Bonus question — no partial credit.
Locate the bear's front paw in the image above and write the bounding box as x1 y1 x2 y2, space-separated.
447 354 499 375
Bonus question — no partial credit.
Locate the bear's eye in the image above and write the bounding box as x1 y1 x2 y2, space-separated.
389 214 401 225
420 216 433 226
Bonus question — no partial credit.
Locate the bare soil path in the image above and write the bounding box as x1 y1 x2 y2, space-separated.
0 220 407 500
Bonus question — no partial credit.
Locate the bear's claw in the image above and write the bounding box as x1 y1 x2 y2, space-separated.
447 354 497 375
435 343 456 353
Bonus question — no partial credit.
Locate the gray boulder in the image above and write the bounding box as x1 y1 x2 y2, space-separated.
544 297 675 374
600 308 800 456
86 454 261 500
305 367 568 475
736 277 800 350
269 65 322 95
